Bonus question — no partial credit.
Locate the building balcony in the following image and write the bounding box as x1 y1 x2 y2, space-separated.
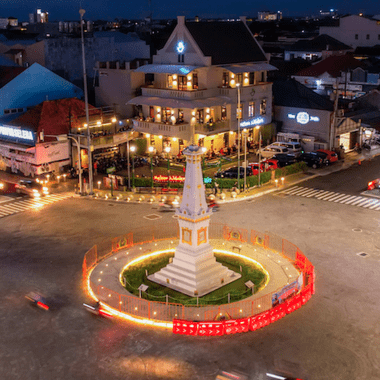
140 82 272 101
194 120 231 136
91 131 131 149
132 119 192 140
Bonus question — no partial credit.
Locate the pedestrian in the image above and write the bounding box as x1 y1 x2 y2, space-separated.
94 160 98 176
214 182 219 195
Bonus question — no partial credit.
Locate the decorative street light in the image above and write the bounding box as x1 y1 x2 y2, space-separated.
164 146 171 188
255 125 262 187
236 83 241 191
148 146 154 188
130 145 136 189
243 128 248 192
79 8 93 195
112 117 117 134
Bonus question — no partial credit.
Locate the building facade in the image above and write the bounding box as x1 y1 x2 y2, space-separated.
128 16 276 155
320 15 380 49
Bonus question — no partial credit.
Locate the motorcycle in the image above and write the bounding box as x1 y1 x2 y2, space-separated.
25 292 50 311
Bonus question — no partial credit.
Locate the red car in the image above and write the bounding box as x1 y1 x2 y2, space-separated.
368 179 380 190
248 160 278 175
316 149 338 165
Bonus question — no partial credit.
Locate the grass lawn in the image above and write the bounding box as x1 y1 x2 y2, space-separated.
122 252 267 306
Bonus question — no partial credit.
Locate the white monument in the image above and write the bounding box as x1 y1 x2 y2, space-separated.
148 145 240 296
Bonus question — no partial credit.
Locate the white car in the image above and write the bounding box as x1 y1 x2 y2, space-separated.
259 145 289 158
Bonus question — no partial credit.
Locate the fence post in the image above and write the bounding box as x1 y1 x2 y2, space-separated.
166 294 168 305
228 293 230 303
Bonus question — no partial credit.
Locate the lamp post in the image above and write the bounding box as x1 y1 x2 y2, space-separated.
67 135 83 195
164 146 171 188
127 139 131 190
255 125 262 187
148 146 154 188
243 129 247 192
79 8 93 195
236 83 241 191
130 145 136 189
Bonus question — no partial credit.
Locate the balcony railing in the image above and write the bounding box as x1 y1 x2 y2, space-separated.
132 119 192 140
194 120 231 135
141 82 272 101
91 131 130 147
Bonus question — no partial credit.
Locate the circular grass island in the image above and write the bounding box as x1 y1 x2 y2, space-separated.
121 251 268 306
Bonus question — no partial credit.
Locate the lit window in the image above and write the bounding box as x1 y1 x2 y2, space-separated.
260 99 267 115
248 102 255 117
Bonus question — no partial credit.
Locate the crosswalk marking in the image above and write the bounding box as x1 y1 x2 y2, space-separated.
277 186 380 211
0 192 73 218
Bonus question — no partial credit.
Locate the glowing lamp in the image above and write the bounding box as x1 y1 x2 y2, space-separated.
112 117 117 123
146 133 150 138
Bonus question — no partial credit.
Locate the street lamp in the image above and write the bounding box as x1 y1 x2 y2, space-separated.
79 8 93 195
236 83 241 191
255 125 262 187
164 146 171 188
130 145 136 189
243 128 247 192
148 146 154 188
67 135 83 195
112 117 117 134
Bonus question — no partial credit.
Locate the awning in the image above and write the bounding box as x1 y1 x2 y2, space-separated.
134 64 203 75
218 63 278 73
127 96 231 109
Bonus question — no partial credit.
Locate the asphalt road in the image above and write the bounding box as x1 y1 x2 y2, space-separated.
1 164 380 380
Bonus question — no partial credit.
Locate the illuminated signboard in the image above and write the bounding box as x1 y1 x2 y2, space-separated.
0 125 34 141
203 177 212 184
239 116 265 127
154 175 185 183
288 112 320 125
176 41 185 54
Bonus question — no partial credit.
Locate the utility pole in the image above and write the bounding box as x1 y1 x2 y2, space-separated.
330 78 339 151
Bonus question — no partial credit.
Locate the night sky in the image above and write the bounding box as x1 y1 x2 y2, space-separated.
1 0 379 22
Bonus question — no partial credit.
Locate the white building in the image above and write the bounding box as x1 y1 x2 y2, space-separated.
128 16 276 155
320 15 380 49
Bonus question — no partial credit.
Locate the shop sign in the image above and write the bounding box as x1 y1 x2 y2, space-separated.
239 116 265 127
203 177 212 184
287 112 320 124
154 175 185 183
0 125 34 141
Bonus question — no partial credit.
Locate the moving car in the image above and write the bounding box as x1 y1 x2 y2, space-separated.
368 179 380 190
271 154 297 168
215 166 253 179
298 152 323 168
15 180 49 197
315 149 338 165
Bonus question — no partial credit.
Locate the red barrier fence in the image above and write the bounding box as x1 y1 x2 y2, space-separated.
82 223 314 335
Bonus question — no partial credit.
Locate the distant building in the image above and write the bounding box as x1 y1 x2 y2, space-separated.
320 14 380 48
29 9 49 24
319 9 338 18
257 11 282 22
284 34 353 61
0 17 18 29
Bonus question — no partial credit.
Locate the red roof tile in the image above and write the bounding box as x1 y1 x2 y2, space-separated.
10 98 98 142
295 54 363 77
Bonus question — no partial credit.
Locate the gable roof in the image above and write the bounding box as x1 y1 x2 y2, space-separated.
295 54 363 77
185 21 267 65
272 78 334 111
8 98 97 141
288 34 352 52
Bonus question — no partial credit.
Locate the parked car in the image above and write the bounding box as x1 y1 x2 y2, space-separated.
315 149 338 165
271 154 297 168
248 160 278 175
215 166 253 179
262 159 278 171
297 152 323 168
15 180 49 197
271 141 303 157
259 145 289 158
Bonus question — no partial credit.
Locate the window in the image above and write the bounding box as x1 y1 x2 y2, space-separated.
378 34 380 40
178 75 187 91
260 99 267 115
192 73 198 89
261 71 265 82
248 102 255 117
196 109 204 124
167 74 173 88
162 107 171 123
17 108 24 113
355 34 359 40
4 109 10 114
249 72 255 85
221 106 227 120
178 54 184 63
237 104 243 119
236 73 243 86
366 34 370 40
222 72 229 87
